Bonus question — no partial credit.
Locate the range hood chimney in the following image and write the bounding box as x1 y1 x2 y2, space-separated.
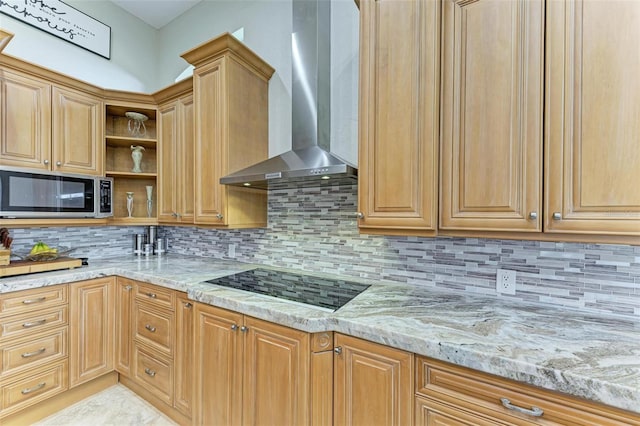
220 0 357 190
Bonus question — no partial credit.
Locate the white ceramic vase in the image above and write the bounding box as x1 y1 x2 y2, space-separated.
126 192 134 218
131 145 145 173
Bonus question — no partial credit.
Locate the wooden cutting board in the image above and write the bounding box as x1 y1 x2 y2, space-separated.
0 257 82 278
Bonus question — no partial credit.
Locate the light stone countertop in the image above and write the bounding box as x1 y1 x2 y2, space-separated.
2 254 639 415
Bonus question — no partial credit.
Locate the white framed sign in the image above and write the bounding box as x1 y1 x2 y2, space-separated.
0 0 111 58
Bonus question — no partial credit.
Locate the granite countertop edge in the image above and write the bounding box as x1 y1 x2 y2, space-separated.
1 255 638 415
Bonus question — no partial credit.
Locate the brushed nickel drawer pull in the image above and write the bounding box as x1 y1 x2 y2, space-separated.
144 368 156 377
500 398 544 417
145 324 156 333
147 292 157 299
334 346 342 355
21 382 46 395
240 326 248 332
21 348 46 358
23 319 47 328
22 297 46 305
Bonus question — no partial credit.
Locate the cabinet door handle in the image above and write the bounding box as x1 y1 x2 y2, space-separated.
500 398 544 417
144 368 156 377
552 212 562 220
55 161 61 167
146 292 157 299
529 211 537 220
124 285 132 291
22 297 46 305
43 159 49 165
21 382 46 395
23 319 46 328
231 324 238 331
354 212 364 219
216 213 224 220
21 348 46 358
184 302 193 308
334 346 342 355
240 326 248 333
145 324 156 333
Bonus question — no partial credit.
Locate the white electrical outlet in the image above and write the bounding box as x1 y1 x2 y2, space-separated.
496 269 516 295
228 243 236 258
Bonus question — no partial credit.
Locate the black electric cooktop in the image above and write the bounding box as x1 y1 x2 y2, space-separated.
204 268 370 311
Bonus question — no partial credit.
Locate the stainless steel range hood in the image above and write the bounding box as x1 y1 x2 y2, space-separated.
220 0 357 190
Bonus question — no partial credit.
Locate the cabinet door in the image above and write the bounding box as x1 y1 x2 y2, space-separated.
415 396 500 426
52 86 103 176
69 277 114 388
440 0 544 232
115 278 134 377
194 303 243 426
357 0 440 235
0 70 51 170
174 295 194 418
242 316 310 426
334 334 413 426
177 94 195 223
545 0 640 235
158 101 179 223
193 58 227 225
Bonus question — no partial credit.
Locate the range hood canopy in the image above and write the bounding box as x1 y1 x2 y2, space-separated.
220 0 357 190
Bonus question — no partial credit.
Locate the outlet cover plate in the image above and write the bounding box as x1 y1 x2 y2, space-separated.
496 269 516 295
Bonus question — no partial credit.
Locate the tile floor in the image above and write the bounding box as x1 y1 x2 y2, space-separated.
33 384 177 426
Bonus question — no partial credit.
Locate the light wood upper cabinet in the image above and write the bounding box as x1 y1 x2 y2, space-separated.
51 86 103 176
157 89 194 224
545 0 640 236
334 333 413 426
440 0 544 232
0 70 52 170
182 33 274 229
357 0 440 236
69 277 114 388
0 67 102 175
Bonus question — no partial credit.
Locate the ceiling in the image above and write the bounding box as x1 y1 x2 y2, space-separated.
109 0 203 29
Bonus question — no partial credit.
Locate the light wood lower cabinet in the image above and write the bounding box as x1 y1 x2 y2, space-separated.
115 277 134 377
416 356 640 426
333 333 414 426
194 302 331 426
69 278 115 388
0 284 69 419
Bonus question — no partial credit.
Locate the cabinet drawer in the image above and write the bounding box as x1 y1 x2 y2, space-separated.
0 306 68 342
135 283 175 310
0 360 68 418
1 327 67 377
134 344 173 406
416 357 640 426
134 302 173 357
0 285 67 317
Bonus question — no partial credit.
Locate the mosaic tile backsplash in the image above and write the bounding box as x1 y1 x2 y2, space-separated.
6 184 640 317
